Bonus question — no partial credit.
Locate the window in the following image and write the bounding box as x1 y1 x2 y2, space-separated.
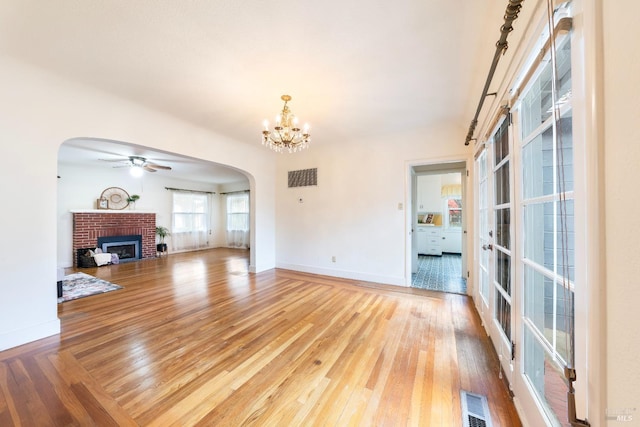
441 183 462 228
226 193 250 248
446 198 462 227
171 191 210 251
226 194 249 232
173 192 208 233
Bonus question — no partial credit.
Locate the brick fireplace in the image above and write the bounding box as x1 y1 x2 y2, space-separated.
72 211 156 266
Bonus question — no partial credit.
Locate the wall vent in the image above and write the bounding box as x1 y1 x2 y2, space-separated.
288 168 317 188
461 391 493 427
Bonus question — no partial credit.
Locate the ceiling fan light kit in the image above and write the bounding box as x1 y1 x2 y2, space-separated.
100 155 172 176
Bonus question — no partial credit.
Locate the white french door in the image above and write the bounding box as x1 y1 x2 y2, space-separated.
473 4 585 424
475 149 490 310
475 117 516 386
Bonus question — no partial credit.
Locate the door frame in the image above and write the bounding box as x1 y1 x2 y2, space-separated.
404 158 468 288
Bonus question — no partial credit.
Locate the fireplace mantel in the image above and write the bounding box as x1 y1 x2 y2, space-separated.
70 209 156 214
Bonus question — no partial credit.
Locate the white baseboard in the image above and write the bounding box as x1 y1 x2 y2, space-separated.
0 318 61 352
275 263 407 287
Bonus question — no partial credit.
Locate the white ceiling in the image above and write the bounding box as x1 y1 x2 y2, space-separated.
0 0 503 182
58 138 249 184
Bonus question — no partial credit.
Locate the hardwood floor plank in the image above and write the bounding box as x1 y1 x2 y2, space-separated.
0 248 521 426
35 353 96 425
50 350 138 426
5 359 55 426
0 362 20 426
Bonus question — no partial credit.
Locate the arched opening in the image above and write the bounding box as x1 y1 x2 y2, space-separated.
57 137 255 271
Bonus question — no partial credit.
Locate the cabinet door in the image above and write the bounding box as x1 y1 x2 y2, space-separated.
417 228 428 254
442 229 462 253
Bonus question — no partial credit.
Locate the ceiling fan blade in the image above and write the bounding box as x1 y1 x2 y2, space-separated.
143 166 158 172
146 162 172 170
99 158 130 163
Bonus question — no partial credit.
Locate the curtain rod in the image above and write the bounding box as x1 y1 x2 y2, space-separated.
220 190 250 195
165 187 215 194
464 0 524 146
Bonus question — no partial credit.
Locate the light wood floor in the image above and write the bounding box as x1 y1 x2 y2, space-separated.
0 248 521 426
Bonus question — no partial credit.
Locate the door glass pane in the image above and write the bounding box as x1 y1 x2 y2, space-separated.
495 208 510 250
496 250 511 296
495 291 511 341
522 126 554 199
480 266 488 302
494 120 510 165
495 163 510 205
522 116 574 200
521 37 573 140
523 326 569 426
524 265 553 344
521 66 552 139
523 202 552 268
555 114 574 193
556 199 575 282
524 200 575 283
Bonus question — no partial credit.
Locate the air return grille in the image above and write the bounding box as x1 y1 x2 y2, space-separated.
461 391 493 427
288 168 317 188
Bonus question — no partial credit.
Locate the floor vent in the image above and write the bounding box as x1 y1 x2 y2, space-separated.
461 391 493 427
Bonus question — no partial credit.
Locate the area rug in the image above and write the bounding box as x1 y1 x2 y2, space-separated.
58 272 123 303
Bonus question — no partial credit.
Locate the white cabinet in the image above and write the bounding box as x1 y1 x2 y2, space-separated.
442 228 462 253
417 227 428 254
417 226 442 256
416 175 442 211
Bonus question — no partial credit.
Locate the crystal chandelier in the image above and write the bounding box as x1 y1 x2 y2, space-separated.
262 95 311 153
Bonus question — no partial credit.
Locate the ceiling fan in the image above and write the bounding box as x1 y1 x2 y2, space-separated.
100 156 172 176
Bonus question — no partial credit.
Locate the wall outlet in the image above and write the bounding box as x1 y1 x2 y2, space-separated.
331 256 336 262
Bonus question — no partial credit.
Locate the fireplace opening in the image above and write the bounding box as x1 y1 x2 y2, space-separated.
97 234 142 263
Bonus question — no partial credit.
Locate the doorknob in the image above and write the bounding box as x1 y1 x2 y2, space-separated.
482 244 493 251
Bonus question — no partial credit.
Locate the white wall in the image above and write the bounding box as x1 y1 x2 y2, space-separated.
274 126 471 286
56 162 249 267
0 54 276 351
603 1 640 424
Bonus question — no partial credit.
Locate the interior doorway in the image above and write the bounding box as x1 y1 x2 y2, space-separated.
408 161 467 294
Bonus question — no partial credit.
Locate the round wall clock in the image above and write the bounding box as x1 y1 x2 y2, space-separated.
100 187 130 210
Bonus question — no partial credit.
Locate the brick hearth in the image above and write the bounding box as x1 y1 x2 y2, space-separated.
72 211 156 266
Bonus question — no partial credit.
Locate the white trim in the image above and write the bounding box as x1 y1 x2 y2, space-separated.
275 262 406 287
571 0 605 421
404 155 470 288
0 319 60 352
